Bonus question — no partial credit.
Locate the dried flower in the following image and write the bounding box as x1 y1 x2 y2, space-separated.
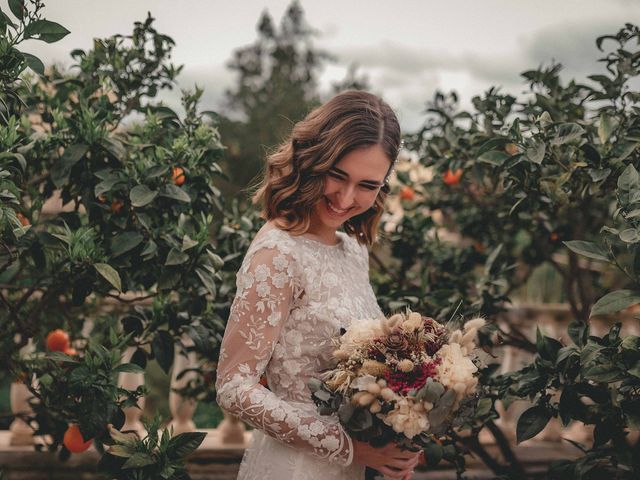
384 332 409 352
398 359 415 372
382 399 429 438
359 359 389 377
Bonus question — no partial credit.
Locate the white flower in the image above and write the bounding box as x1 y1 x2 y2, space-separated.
381 399 429 439
267 311 282 326
238 272 254 291
271 406 286 422
272 272 288 289
340 318 383 353
436 343 478 408
256 282 271 298
308 421 325 436
323 272 338 287
298 424 311 440
320 436 339 451
282 359 302 375
273 254 288 271
254 264 270 282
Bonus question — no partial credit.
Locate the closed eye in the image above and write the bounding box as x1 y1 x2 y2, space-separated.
327 167 384 189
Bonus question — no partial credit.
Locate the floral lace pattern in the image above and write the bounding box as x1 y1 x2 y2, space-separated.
216 228 383 480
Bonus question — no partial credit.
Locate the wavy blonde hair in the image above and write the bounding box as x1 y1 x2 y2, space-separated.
253 90 401 245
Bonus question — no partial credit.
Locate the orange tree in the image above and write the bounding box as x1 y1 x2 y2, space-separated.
0 7 236 474
375 24 640 478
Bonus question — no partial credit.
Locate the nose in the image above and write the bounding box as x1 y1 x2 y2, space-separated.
336 183 356 209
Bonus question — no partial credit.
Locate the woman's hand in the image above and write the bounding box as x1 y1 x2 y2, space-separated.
352 439 421 479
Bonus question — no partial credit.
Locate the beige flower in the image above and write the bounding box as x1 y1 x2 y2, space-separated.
359 360 389 377
436 343 478 409
381 399 429 439
382 314 403 334
397 359 415 372
341 319 383 353
402 311 423 333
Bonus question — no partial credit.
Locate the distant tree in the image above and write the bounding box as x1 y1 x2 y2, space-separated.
218 0 369 197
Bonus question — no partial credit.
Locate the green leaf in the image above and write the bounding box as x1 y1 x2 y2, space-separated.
598 113 617 144
619 228 640 243
478 150 508 166
181 234 198 251
166 431 207 460
129 185 157 207
516 405 552 443
525 141 546 164
195 268 216 297
591 289 640 317
23 19 70 43
536 327 562 363
476 137 508 157
8 0 24 20
122 452 155 469
111 232 143 257
563 240 608 262
51 144 89 188
165 248 189 266
160 184 190 202
94 263 122 292
0 8 17 28
151 330 174 373
107 444 134 458
567 321 588 347
582 364 626 383
551 123 585 146
423 442 444 466
21 52 44 76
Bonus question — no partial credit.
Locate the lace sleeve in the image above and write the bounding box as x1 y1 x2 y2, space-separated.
215 244 353 466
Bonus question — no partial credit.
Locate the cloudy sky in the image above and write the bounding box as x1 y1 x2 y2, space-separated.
11 0 639 131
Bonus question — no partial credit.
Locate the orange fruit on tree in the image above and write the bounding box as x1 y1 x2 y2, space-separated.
443 169 463 186
46 329 70 352
399 186 416 201
63 424 92 453
172 166 186 186
550 232 559 242
63 347 78 356
110 200 124 214
16 212 30 226
505 143 520 155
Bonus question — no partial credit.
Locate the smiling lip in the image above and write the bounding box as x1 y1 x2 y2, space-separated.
324 197 351 218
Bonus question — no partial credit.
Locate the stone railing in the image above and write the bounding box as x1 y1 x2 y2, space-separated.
8 303 639 446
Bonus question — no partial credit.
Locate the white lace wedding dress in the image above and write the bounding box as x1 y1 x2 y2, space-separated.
215 227 384 480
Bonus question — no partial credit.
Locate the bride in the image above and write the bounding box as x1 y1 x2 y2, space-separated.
215 90 421 480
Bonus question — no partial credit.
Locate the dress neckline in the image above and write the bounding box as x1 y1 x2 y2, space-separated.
260 226 346 249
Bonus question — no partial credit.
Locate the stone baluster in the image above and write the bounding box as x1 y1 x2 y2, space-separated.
9 340 35 446
218 411 246 445
119 345 146 438
169 337 198 435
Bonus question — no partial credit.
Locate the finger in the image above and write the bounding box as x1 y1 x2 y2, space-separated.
378 466 402 479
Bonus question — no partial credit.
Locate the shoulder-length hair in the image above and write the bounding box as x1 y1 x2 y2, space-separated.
253 90 401 245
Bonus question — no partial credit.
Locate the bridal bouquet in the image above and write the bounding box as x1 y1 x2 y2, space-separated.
309 311 485 449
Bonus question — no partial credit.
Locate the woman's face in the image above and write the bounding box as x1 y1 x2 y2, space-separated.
311 144 390 235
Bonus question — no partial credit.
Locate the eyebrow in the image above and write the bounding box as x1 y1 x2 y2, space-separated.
330 166 385 187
